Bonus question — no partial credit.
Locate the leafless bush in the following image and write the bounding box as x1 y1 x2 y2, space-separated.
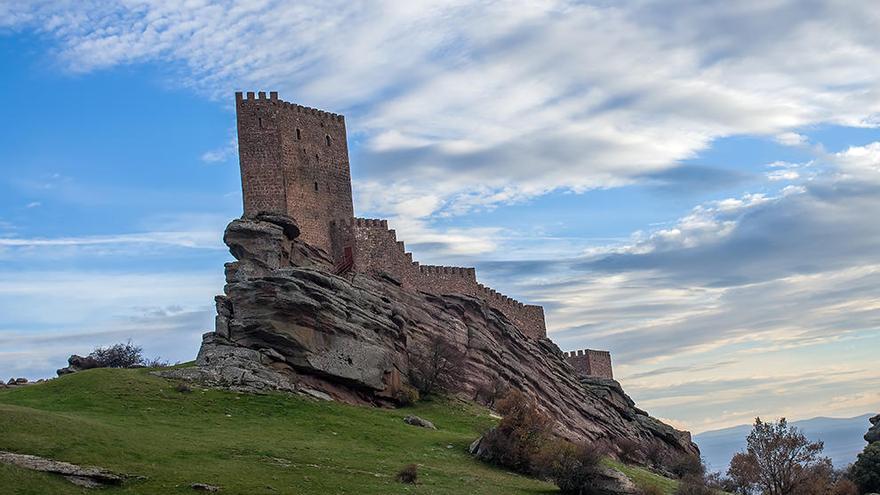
640 485 665 495
407 335 466 397
478 390 554 474
533 440 603 494
668 454 704 480
143 356 171 368
474 377 510 407
675 475 714 495
617 438 644 464
86 340 169 369
395 464 418 484
89 340 144 368
394 385 419 406
644 442 669 469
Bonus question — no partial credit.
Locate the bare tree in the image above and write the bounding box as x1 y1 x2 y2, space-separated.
726 418 829 495
407 335 466 397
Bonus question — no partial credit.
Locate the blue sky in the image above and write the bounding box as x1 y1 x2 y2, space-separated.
1 1 879 434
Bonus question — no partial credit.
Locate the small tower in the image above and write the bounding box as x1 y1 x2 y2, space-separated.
564 349 613 379
235 91 354 256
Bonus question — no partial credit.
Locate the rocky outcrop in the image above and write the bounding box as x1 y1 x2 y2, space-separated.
162 215 698 462
56 354 101 376
866 414 880 444
0 451 125 488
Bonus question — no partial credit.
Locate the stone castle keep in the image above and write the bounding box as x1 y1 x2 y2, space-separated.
235 91 612 378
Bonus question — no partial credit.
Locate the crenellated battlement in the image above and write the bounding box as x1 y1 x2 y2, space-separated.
235 91 345 122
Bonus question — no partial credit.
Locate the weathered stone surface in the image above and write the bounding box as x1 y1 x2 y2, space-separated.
57 354 101 376
582 465 640 495
0 451 124 487
403 415 437 429
254 212 300 239
866 413 880 444
166 217 698 462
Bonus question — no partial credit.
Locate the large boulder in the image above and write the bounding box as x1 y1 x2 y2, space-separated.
161 216 699 462
56 354 101 377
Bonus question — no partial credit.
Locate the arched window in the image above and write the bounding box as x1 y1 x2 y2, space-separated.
258 117 264 129
315 153 319 162
296 128 301 140
314 181 319 192
326 135 331 146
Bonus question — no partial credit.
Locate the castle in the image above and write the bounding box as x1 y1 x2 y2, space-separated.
235 91 612 379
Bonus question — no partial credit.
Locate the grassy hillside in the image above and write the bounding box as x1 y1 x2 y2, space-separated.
0 367 680 494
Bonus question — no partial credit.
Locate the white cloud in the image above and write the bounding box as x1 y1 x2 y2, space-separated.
775 132 808 146
6 0 880 219
200 132 238 163
25 201 41 208
766 169 799 181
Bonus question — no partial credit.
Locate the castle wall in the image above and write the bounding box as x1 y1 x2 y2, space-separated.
563 349 613 379
237 91 354 256
236 92 548 341
347 217 547 339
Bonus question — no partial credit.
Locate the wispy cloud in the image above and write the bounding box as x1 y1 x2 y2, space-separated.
6 0 880 219
0 231 224 249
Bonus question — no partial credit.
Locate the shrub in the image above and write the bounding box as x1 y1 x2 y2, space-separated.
175 382 193 394
395 464 418 484
407 335 466 397
644 442 669 469
851 442 880 493
143 356 171 368
474 377 509 407
477 390 554 474
86 340 167 369
617 438 644 464
89 340 144 368
533 440 602 494
831 478 859 495
640 485 665 495
675 475 714 495
394 386 419 406
667 454 704 480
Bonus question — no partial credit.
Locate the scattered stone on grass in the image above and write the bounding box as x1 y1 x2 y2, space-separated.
403 415 436 429
0 451 124 487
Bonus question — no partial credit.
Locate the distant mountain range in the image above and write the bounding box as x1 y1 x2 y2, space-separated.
694 413 874 472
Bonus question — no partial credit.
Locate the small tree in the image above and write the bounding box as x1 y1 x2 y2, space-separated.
407 335 466 397
477 390 554 474
533 440 602 493
726 418 829 495
851 442 880 493
89 340 144 368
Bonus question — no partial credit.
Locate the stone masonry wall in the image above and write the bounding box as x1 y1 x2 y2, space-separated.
237 93 548 340
341 217 547 339
564 349 614 379
236 91 354 255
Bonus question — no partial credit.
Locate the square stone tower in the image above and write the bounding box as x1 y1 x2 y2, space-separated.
235 91 354 255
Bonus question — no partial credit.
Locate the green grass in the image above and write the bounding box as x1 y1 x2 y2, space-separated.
0 368 680 494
